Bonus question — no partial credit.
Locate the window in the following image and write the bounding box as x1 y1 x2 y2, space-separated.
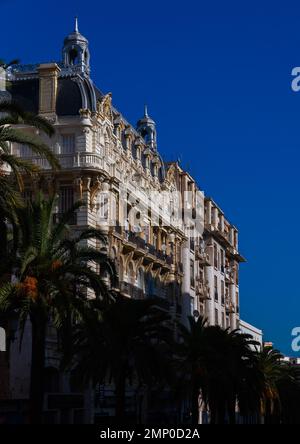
59 186 74 213
214 244 218 268
220 250 224 272
14 144 32 157
221 281 225 305
214 276 218 301
58 186 76 224
190 297 194 315
190 260 195 288
61 134 75 154
144 225 150 244
215 308 218 325
226 316 230 328
99 193 109 220
221 312 225 328
153 232 158 248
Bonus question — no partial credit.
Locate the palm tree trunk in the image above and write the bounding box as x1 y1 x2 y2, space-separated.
29 313 46 424
191 381 199 425
115 373 126 422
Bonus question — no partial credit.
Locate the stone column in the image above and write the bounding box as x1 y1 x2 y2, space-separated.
206 200 212 226
212 207 218 229
229 227 235 246
219 214 224 231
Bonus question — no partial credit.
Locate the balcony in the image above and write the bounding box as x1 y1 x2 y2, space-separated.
205 223 233 249
195 247 211 265
118 232 172 270
112 225 122 236
17 152 111 174
225 268 234 284
225 299 235 314
195 282 210 301
119 281 144 299
122 232 137 254
53 212 77 225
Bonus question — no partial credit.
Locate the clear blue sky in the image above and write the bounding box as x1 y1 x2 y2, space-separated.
2 0 300 355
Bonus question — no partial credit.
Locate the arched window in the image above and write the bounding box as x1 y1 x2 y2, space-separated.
137 268 145 291
128 262 135 284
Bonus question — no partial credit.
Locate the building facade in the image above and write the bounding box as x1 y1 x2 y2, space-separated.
239 319 263 349
1 20 246 423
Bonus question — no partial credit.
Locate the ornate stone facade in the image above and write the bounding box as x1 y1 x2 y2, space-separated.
7 19 245 331
4 20 246 422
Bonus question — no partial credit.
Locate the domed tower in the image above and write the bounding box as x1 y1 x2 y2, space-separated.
136 105 157 151
62 17 90 76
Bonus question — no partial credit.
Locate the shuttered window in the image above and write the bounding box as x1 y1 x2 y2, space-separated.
61 134 75 154
59 186 74 213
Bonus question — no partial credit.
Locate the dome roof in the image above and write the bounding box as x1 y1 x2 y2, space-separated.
63 17 88 45
137 105 155 126
64 30 88 44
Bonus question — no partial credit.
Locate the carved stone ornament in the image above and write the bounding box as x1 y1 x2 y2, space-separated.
97 93 113 121
166 164 176 184
90 177 102 210
74 177 83 199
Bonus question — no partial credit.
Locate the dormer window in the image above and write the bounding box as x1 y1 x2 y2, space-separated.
145 156 150 169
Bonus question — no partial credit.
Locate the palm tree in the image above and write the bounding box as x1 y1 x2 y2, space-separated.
201 326 258 424
276 363 300 424
176 315 208 425
0 192 116 424
253 346 295 423
0 99 60 261
177 317 259 424
67 296 172 423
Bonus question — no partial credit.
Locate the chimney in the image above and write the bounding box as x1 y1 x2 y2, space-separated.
37 63 61 119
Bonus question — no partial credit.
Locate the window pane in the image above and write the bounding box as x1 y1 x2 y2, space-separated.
61 134 75 154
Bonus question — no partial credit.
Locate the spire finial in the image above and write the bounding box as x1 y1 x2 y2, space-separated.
74 16 79 33
144 104 148 118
